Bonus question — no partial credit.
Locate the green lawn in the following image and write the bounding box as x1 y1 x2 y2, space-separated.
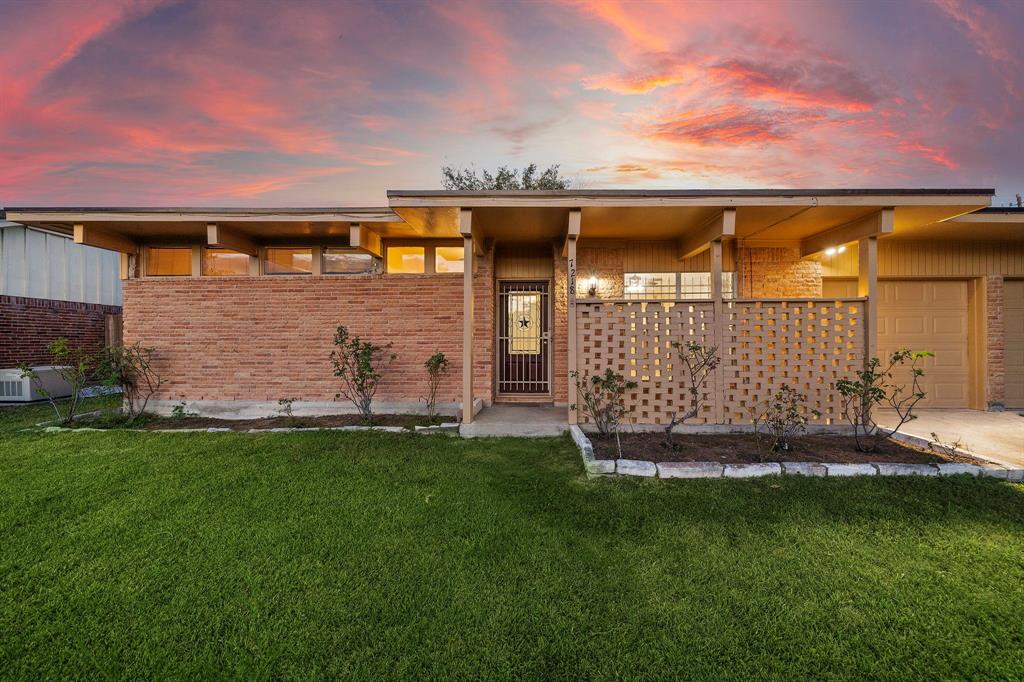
2 400 1023 679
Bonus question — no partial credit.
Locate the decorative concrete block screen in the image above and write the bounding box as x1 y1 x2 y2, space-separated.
575 298 865 425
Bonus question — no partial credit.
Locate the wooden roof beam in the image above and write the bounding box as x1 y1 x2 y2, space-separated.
206 223 258 256
677 208 735 260
800 208 894 257
73 224 137 254
349 223 383 258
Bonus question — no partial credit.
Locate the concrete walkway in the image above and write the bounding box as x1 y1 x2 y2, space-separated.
460 404 568 438
879 410 1024 469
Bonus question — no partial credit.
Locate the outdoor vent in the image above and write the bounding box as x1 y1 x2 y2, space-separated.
0 380 24 398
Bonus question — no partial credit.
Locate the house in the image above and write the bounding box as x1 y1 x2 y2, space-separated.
4 189 1022 424
0 220 123 372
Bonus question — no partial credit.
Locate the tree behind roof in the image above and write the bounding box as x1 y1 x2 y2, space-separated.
441 163 570 190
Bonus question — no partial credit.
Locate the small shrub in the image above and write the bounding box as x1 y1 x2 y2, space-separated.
571 369 637 458
276 397 300 426
423 351 450 421
171 401 197 420
929 431 967 459
98 342 163 425
664 342 720 449
330 325 396 423
837 349 932 452
18 337 99 424
750 384 821 462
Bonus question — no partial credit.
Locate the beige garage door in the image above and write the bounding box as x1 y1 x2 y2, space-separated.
877 280 970 408
1006 280 1024 408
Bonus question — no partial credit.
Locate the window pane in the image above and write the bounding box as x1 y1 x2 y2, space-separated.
386 246 424 273
264 247 312 275
203 248 250 276
435 246 464 273
624 273 676 299
323 249 375 274
146 247 191 276
508 292 541 355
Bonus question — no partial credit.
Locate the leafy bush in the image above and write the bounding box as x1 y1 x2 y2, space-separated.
571 369 637 457
171 401 197 420
836 349 931 452
423 352 450 420
330 325 396 423
664 342 720 448
750 384 821 461
98 342 163 425
18 337 99 424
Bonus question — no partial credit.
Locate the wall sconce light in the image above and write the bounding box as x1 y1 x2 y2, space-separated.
585 275 598 297
823 245 847 256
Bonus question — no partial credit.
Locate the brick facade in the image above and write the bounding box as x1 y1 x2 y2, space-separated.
985 275 1005 407
122 270 493 405
735 247 822 298
0 295 121 367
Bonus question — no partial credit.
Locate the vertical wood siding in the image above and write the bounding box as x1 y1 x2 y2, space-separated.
817 240 1024 278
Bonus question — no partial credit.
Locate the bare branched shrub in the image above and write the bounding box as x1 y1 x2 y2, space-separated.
99 342 163 424
750 384 821 462
664 342 720 449
571 369 637 458
330 325 396 423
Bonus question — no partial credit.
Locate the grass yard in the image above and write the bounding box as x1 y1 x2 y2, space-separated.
2 400 1023 679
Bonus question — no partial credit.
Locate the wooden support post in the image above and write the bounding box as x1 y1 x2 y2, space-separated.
567 208 581 424
461 209 475 424
858 236 878 362
710 239 725 424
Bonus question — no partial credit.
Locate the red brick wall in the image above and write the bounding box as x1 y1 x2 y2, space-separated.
736 247 822 298
122 272 493 404
0 295 121 367
986 275 1005 406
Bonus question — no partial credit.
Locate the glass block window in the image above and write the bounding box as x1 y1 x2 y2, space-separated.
323 249 375 274
203 248 250 276
624 272 736 300
435 246 464 273
386 246 425 274
264 247 312 275
146 247 191 276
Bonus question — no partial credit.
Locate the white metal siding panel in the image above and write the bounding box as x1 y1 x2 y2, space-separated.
0 225 122 306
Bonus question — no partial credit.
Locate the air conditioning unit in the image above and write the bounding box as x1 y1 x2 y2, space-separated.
0 366 73 402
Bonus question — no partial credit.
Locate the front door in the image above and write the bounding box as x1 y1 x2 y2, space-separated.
497 281 550 395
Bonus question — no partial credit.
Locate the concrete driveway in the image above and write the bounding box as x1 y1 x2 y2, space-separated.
879 410 1024 469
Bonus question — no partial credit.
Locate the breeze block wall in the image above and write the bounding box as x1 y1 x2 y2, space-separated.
122 271 493 406
0 295 121 367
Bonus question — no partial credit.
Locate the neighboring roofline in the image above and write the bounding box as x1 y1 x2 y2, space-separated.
1 207 401 223
388 188 994 198
974 206 1024 213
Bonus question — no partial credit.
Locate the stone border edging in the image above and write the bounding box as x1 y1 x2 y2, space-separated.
568 426 1024 481
31 423 461 435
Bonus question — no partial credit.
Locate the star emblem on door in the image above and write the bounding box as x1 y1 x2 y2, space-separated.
518 316 530 329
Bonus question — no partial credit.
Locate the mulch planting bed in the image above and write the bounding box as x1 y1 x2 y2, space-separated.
84 414 451 431
590 431 984 465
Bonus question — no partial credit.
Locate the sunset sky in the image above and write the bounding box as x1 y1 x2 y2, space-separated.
2 0 1022 206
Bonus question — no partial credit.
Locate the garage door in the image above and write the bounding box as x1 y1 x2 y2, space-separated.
1006 280 1024 408
823 279 971 407
877 281 970 408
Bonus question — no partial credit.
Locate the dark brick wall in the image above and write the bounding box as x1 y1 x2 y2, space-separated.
0 295 122 367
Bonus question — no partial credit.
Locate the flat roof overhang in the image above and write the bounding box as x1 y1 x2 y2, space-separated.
3 188 999 257
388 188 994 247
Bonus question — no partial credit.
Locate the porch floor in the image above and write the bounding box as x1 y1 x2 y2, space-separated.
460 404 568 438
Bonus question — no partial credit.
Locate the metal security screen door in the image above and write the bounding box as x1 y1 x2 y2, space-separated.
498 281 550 395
